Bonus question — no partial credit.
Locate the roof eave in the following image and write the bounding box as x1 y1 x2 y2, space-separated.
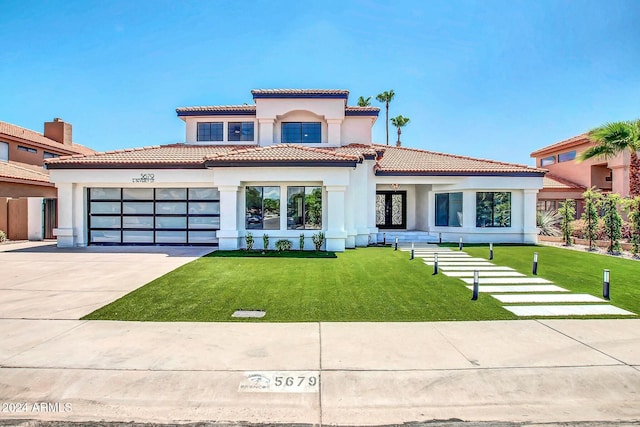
375 170 546 177
176 110 257 117
204 160 358 168
45 162 206 170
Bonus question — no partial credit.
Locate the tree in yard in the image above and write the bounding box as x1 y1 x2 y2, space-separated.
623 196 640 257
558 199 576 246
390 115 410 147
580 119 640 197
581 187 602 250
357 96 371 107
600 193 623 253
376 90 395 145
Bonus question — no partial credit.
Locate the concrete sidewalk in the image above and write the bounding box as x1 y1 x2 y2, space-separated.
1 319 639 425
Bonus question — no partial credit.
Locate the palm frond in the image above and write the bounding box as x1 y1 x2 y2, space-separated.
580 120 638 161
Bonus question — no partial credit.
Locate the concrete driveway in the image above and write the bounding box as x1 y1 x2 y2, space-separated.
0 241 214 319
0 242 639 426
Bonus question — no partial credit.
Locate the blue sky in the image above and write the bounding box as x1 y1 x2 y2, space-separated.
1 0 639 165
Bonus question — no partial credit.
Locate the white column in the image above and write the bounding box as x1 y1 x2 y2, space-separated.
54 182 75 247
367 160 378 243
27 197 43 241
352 161 370 247
217 185 240 250
325 185 347 252
523 189 539 244
258 119 275 146
327 119 342 145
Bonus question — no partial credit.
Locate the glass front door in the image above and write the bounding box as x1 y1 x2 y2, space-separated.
376 191 406 229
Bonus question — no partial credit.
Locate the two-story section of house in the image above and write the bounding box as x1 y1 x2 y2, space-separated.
530 132 632 217
46 89 544 251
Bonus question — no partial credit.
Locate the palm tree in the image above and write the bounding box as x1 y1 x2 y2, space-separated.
580 119 640 197
376 90 395 145
357 96 371 107
390 115 410 147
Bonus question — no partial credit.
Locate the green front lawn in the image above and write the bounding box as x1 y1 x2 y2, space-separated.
83 245 640 322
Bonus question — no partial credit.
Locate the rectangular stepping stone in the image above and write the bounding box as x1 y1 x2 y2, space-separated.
460 277 552 285
465 285 568 293
443 271 525 277
493 294 605 303
503 305 636 317
425 262 494 267
440 266 514 271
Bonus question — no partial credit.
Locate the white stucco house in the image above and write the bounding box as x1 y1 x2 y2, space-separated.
46 89 544 251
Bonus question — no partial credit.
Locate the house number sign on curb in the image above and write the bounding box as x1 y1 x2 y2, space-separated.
238 371 319 393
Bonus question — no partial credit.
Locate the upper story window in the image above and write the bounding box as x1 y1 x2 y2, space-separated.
540 156 555 167
0 141 7 161
228 122 254 142
558 150 576 163
44 151 60 159
282 122 321 144
18 145 37 153
197 122 223 141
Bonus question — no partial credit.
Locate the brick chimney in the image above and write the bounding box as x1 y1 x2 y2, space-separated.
44 118 72 146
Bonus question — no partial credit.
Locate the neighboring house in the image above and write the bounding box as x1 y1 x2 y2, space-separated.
530 132 633 217
0 118 94 239
46 89 544 251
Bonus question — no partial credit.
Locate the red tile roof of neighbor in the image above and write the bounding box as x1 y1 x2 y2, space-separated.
251 89 350 96
530 133 591 157
175 105 380 115
0 121 95 156
45 142 544 175
542 173 586 190
0 161 52 185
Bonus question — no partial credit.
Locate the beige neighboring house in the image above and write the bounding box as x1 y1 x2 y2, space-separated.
530 132 635 217
0 118 94 240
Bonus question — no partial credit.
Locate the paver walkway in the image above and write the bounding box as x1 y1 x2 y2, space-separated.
400 243 636 317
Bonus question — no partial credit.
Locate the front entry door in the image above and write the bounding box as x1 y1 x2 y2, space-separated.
376 191 406 229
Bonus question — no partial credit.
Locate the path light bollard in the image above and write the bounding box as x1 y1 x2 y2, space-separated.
433 253 439 275
410 242 415 260
395 237 398 251
383 232 386 245
459 237 463 251
489 243 494 260
439 233 442 244
471 270 479 300
603 269 610 300
532 252 539 275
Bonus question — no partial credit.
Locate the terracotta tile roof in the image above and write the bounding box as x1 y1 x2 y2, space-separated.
0 120 95 156
176 105 257 115
0 161 51 184
345 106 380 112
542 173 586 190
45 144 249 168
374 145 544 175
251 89 349 97
204 144 361 163
530 133 591 157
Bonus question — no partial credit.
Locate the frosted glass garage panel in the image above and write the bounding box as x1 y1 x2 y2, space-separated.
123 188 154 200
156 202 187 215
189 188 219 200
122 216 154 229
123 230 154 243
90 230 121 243
156 231 187 243
156 188 187 200
90 216 121 228
188 231 217 243
90 202 121 214
188 202 219 215
90 188 121 200
156 216 187 229
123 202 154 214
188 217 220 229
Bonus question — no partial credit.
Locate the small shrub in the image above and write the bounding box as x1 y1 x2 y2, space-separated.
558 199 576 246
0 230 6 243
312 231 325 251
581 187 601 250
601 193 623 254
299 233 305 251
536 210 561 236
275 239 292 252
624 196 640 256
245 232 254 251
263 234 270 251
